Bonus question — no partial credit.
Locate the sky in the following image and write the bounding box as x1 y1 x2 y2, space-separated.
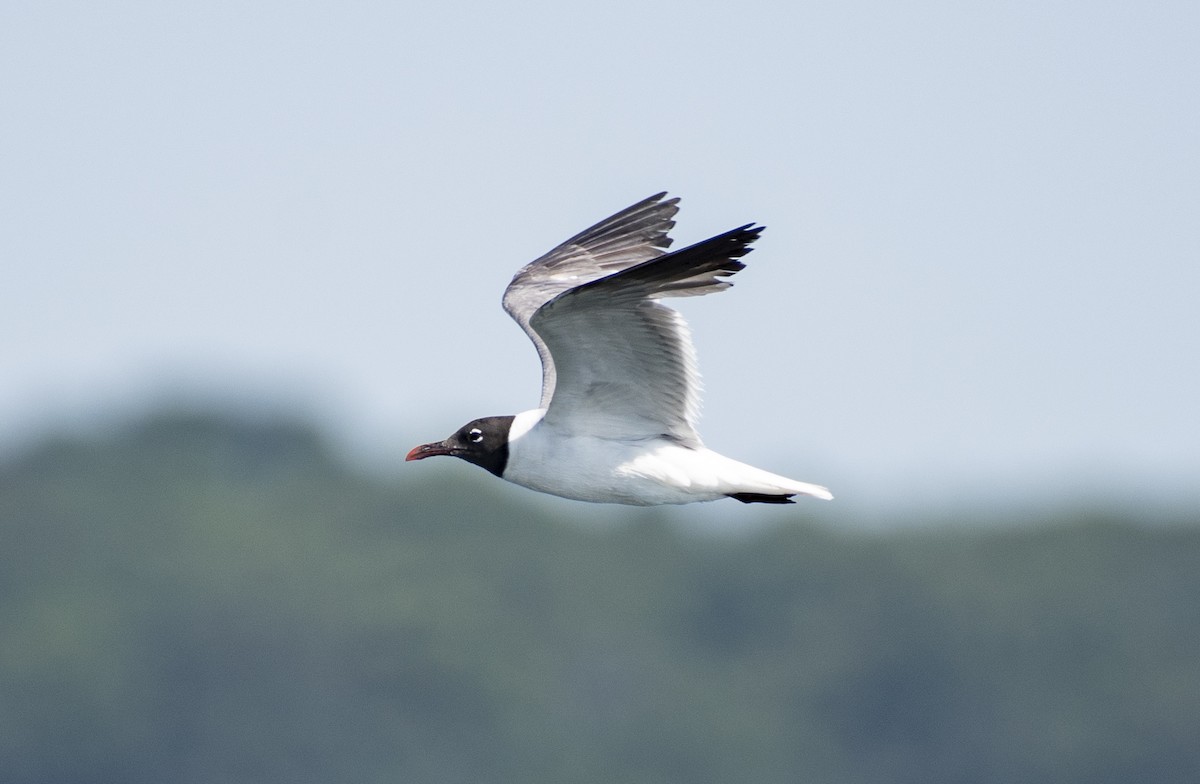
2 0 1198 521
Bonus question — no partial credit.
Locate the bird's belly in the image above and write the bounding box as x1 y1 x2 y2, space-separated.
503 430 725 506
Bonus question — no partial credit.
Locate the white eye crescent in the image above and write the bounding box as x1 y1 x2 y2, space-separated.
468 428 484 443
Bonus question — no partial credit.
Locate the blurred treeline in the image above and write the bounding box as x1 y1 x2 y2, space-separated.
1 410 1197 784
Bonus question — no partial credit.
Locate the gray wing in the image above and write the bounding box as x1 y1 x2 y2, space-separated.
502 193 680 408
529 223 763 444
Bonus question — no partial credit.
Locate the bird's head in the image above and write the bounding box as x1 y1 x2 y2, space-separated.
405 415 514 477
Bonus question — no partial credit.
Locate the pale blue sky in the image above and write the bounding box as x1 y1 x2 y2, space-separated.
2 1 1197 518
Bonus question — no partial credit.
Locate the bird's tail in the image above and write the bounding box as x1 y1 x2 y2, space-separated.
705 450 833 503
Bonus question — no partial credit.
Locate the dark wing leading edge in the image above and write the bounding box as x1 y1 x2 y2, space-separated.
529 222 763 445
502 193 680 409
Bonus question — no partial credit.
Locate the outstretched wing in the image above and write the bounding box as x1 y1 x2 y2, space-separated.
502 193 680 408
530 224 762 444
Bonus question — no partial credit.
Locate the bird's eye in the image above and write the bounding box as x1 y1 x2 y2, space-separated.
467 428 484 444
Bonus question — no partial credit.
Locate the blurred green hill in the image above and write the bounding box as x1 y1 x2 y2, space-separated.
1 409 1197 784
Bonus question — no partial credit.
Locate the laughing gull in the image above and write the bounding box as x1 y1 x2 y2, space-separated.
406 193 832 505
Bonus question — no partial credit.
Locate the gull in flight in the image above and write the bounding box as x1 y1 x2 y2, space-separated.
407 193 832 505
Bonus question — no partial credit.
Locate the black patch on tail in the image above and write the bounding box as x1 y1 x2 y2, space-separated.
726 492 796 505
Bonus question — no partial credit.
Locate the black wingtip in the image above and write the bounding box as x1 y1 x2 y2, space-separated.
725 223 765 257
726 492 797 505
645 191 680 205
695 223 763 270
566 219 765 297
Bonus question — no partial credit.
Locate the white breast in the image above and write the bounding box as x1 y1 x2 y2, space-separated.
505 409 818 506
